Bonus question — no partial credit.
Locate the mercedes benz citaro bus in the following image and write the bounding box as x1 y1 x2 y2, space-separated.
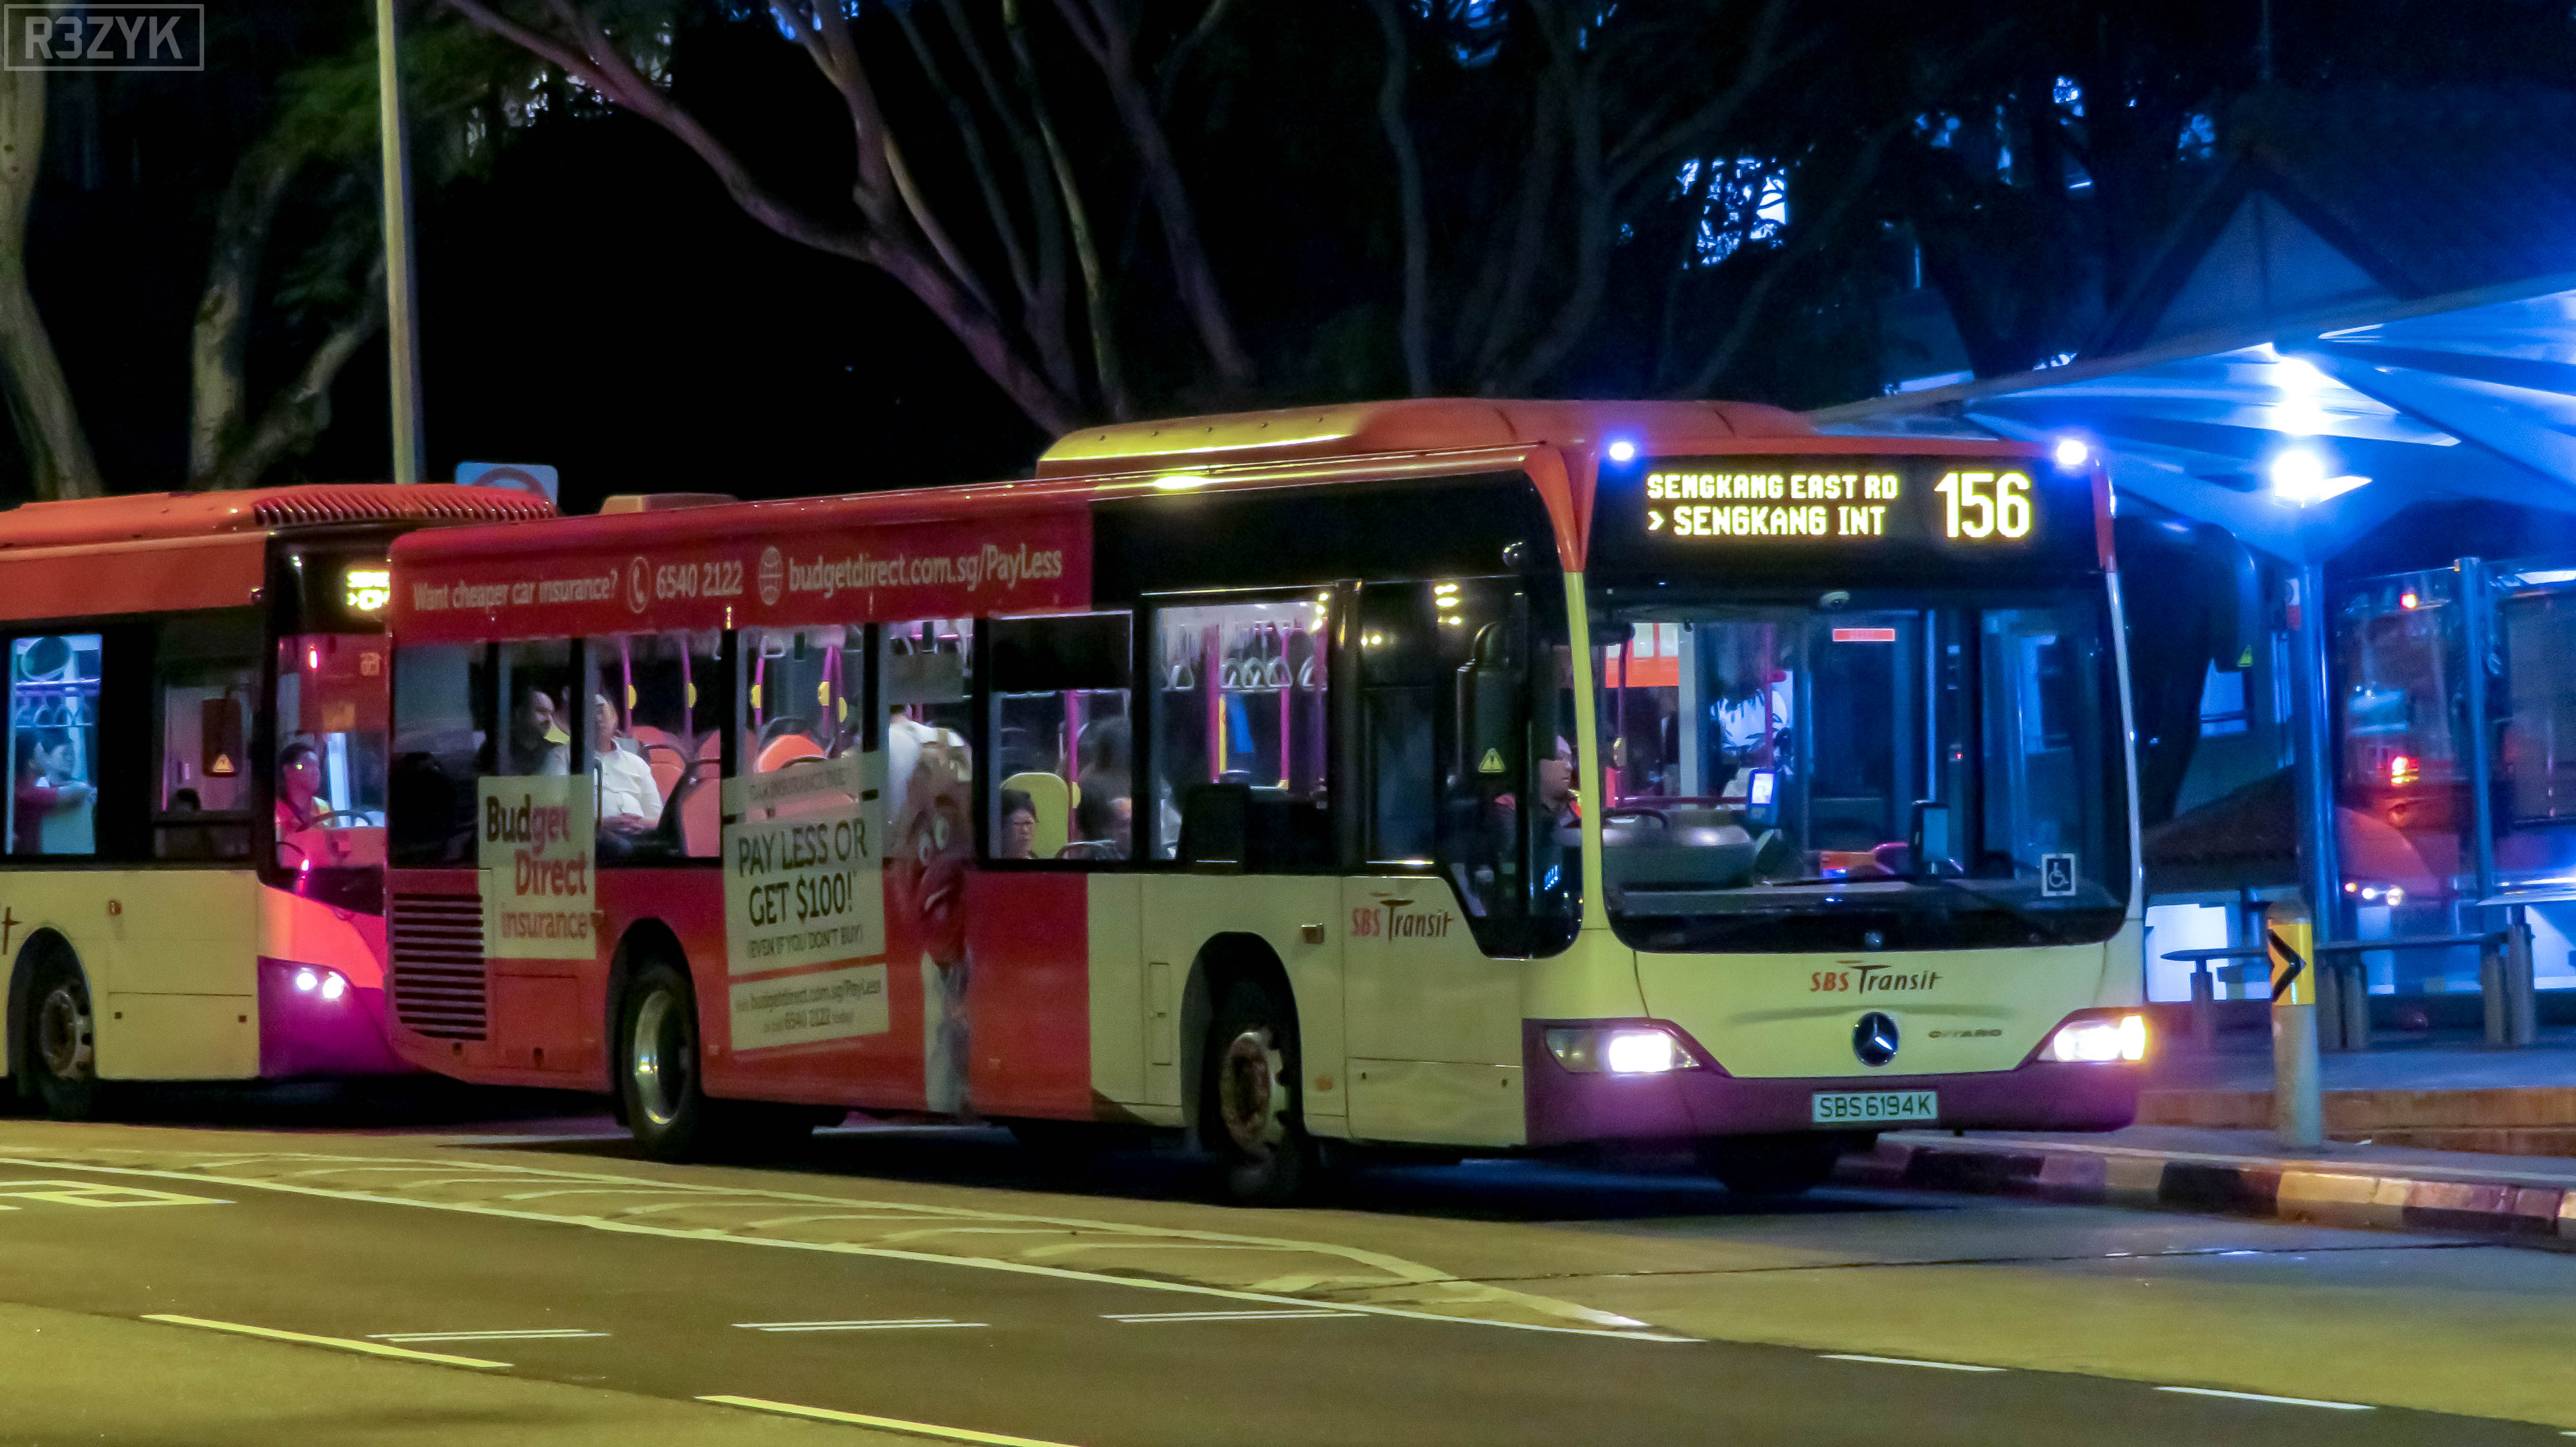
380 401 2144 1202
0 484 554 1118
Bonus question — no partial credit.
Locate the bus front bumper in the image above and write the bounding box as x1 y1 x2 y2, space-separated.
257 957 413 1078
1522 1020 2139 1145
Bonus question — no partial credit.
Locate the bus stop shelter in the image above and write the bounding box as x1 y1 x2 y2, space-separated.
1812 270 2576 1049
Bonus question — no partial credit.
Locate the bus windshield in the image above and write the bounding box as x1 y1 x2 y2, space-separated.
1587 581 2128 952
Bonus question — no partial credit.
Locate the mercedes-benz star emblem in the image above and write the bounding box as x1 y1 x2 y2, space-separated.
1853 1012 1900 1067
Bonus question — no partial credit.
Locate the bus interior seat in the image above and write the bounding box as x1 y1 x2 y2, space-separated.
1001 771 1072 858
680 733 721 857
757 733 826 774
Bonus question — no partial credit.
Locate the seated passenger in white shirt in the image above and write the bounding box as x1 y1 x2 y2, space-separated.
592 694 665 835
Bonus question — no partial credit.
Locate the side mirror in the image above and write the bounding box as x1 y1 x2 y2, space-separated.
1908 800 1953 876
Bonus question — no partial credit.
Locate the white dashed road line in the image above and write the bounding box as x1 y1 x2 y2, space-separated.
1103 1309 1365 1323
701 1395 1081 1445
141 1315 511 1369
368 1329 609 1343
735 1319 987 1332
1818 1353 2006 1373
2155 1387 2374 1411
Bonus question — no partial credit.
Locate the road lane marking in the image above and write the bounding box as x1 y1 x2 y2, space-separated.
0 1179 228 1207
737 1319 986 1332
1104 1309 1363 1322
141 1314 511 1368
701 1395 1079 1445
369 1329 608 1342
6 1156 1694 1344
1819 1354 2005 1372
2155 1387 2373 1411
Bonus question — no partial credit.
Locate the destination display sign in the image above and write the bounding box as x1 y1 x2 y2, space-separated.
1593 453 2100 577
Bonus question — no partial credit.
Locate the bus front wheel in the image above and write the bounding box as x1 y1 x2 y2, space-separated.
25 954 100 1122
1202 978 1315 1207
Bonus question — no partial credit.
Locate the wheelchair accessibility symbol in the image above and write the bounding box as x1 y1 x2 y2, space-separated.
2040 853 2078 898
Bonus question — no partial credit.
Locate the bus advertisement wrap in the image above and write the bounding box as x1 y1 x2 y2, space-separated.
391 510 1091 643
479 775 595 960
722 752 891 1052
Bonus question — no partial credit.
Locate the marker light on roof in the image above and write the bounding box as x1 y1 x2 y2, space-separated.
2051 437 2090 469
1606 438 1639 464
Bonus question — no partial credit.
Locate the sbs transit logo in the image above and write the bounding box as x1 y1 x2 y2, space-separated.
759 547 783 606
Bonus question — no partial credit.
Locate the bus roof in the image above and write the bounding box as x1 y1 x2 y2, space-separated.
0 483 554 550
1034 398 1811 477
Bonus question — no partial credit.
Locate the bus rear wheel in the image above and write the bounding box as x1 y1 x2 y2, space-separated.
619 963 712 1161
25 955 100 1122
618 963 824 1161
1697 1132 1853 1198
1203 979 1315 1207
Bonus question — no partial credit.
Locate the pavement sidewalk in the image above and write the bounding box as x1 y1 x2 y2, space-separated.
1844 1125 2576 1244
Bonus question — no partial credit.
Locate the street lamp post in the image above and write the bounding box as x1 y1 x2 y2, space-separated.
375 0 426 486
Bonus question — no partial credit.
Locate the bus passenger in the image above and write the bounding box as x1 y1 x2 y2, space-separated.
510 686 570 776
12 731 90 855
998 788 1037 859
591 694 663 836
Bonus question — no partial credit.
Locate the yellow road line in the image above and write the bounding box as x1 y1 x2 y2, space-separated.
140 1314 511 1369
701 1395 1082 1445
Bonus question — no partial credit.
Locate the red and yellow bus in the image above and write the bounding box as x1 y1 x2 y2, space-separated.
0 484 554 1118
383 401 2146 1201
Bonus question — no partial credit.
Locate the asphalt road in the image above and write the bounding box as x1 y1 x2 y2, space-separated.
1 1096 2571 1446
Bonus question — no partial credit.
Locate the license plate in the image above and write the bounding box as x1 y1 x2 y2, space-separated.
1811 1090 1937 1125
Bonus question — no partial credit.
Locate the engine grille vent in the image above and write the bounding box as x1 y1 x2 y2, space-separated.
389 892 487 1040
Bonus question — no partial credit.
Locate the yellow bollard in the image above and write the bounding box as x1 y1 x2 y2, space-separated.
2267 901 2325 1149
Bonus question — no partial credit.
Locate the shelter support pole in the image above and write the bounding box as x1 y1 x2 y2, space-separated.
2277 563 2335 1142
2456 558 2531 1047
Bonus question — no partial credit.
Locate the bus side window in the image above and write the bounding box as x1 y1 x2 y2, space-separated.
590 630 723 862
389 643 490 868
155 615 257 863
987 611 1131 862
1150 596 1331 868
493 641 577 778
880 618 973 826
8 633 102 859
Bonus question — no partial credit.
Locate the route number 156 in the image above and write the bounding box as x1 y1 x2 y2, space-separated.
1933 471 2033 540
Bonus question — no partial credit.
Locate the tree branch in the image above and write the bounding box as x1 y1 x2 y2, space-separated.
0 63 100 499
1008 0 1127 418
1050 0 1252 388
1364 0 1430 394
201 256 390 492
1667 122 1901 398
190 145 301 481
443 0 1084 431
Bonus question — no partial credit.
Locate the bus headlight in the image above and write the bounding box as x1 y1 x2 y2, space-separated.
2041 1012 2147 1063
293 968 350 1003
1544 1026 1703 1074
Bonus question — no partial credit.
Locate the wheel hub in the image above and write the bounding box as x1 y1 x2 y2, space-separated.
35 982 92 1081
1216 1027 1284 1157
630 990 691 1129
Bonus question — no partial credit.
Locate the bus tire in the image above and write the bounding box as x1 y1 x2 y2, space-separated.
1697 1132 1849 1198
617 961 712 1161
1202 978 1314 1207
24 951 101 1122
